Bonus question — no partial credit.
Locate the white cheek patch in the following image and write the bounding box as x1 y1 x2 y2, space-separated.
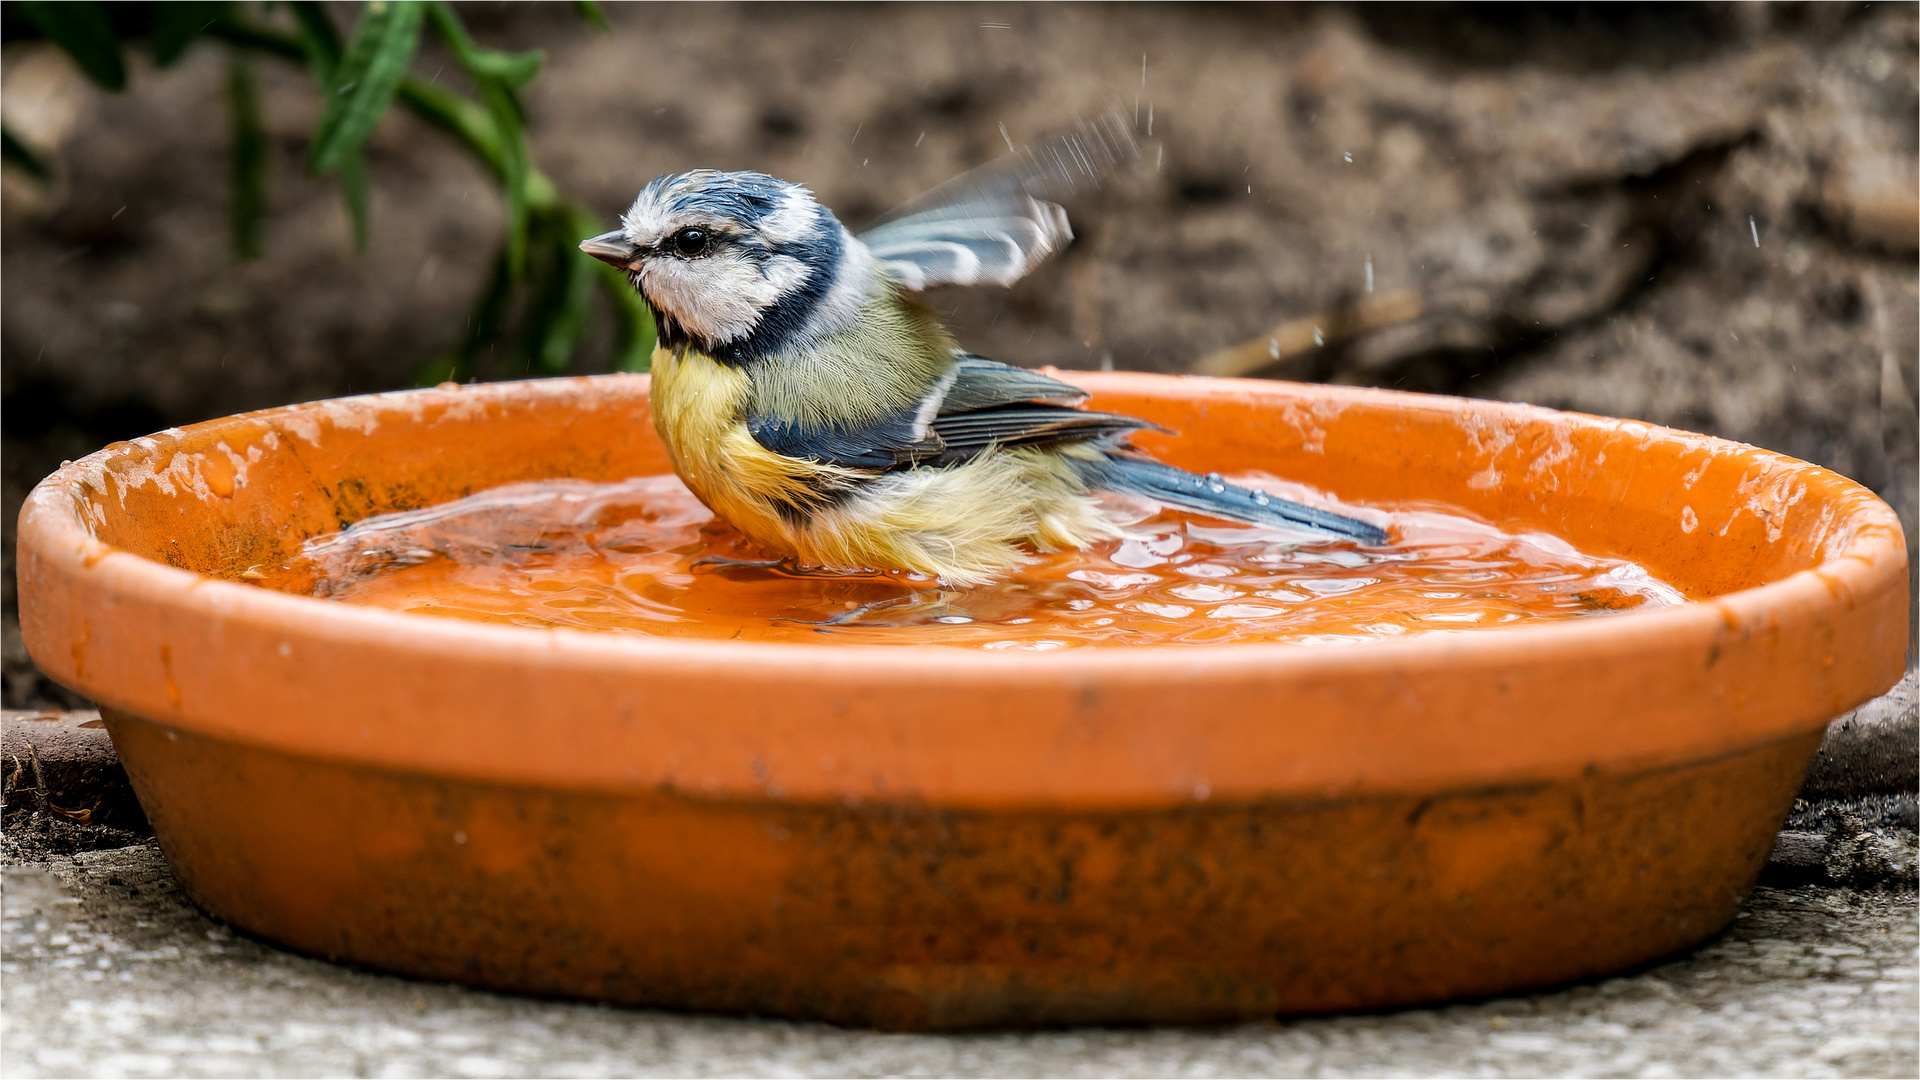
758 189 819 245
762 254 809 293
641 251 792 345
801 233 875 341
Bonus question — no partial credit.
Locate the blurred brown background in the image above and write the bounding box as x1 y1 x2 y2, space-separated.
4 2 1915 707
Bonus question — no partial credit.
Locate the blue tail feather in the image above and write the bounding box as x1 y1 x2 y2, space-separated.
1085 456 1388 545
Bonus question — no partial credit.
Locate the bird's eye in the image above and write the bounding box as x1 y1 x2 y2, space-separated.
671 228 709 257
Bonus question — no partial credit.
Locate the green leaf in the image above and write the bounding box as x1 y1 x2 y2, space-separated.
412 353 461 387
580 206 655 373
339 153 370 251
468 47 542 88
417 3 543 273
150 2 223 66
395 78 504 178
477 80 531 274
424 2 542 88
15 1 125 90
199 15 306 63
288 0 344 77
1 127 52 181
227 52 269 259
526 214 597 375
572 0 611 32
307 0 424 175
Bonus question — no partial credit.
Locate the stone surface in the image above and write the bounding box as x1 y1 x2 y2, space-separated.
1803 671 1920 802
2 844 1914 1078
1767 793 1920 890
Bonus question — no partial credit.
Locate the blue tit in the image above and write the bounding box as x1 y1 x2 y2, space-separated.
581 129 1386 587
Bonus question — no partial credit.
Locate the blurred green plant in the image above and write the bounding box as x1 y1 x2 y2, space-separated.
1 0 654 380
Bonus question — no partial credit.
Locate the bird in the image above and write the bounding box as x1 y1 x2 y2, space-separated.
580 118 1386 587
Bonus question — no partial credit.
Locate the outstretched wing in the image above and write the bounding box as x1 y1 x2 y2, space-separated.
858 108 1138 291
858 196 1071 291
746 354 1152 472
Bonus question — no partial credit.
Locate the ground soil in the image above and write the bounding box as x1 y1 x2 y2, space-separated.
4 2 1916 707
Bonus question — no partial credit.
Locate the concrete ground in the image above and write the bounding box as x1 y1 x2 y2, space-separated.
3 842 1914 1079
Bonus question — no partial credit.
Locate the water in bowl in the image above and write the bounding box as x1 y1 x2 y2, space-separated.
247 473 1686 648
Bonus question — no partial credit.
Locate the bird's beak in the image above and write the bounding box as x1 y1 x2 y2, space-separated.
579 230 640 268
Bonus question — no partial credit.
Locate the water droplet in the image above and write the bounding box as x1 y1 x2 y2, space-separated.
1204 472 1226 493
1253 492 1271 506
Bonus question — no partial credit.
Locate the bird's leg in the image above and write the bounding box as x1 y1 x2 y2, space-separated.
819 593 923 626
691 554 790 570
772 591 929 628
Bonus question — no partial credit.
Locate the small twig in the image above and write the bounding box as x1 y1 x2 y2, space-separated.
23 740 50 815
1193 289 1424 379
46 800 95 827
7 738 97 826
2 750 25 813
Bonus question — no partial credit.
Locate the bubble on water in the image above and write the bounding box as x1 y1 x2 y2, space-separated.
1171 581 1242 603
1111 539 1169 568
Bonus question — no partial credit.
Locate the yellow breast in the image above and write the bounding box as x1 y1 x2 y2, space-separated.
647 344 862 550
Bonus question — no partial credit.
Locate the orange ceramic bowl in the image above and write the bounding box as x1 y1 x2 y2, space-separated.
16 373 1908 1029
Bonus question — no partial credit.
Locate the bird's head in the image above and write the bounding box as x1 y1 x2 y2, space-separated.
580 170 872 362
